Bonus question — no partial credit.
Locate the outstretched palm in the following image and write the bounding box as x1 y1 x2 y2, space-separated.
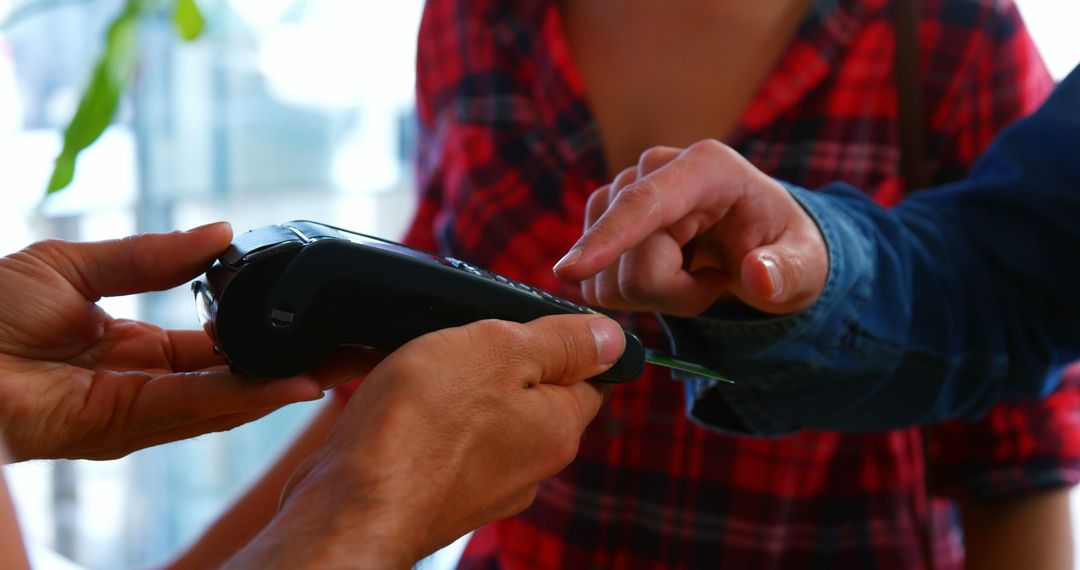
0 225 324 461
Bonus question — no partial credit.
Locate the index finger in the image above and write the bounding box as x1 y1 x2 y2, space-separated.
31 223 232 301
538 379 606 435
166 329 226 371
570 380 606 422
114 369 324 435
553 141 745 281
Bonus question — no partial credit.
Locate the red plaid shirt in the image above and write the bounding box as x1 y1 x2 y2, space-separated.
339 0 1080 567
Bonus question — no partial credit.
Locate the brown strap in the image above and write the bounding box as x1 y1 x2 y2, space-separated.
893 6 936 569
893 0 930 190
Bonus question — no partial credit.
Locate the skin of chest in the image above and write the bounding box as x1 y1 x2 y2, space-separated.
560 0 812 173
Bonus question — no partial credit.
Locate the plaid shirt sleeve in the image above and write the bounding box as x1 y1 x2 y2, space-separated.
924 0 1080 501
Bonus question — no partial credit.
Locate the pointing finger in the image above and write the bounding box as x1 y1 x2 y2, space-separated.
554 141 747 281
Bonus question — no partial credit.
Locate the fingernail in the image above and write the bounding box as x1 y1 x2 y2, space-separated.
589 317 624 365
295 377 326 401
298 390 326 402
186 221 230 233
554 247 582 272
760 254 784 300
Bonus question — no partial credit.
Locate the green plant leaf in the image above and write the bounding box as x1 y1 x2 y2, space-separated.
46 2 140 195
173 0 205 42
47 153 77 195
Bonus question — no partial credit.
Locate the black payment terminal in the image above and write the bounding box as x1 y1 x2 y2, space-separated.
192 220 647 383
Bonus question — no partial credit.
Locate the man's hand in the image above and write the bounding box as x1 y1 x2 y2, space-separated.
553 141 828 316
0 224 338 461
229 314 625 569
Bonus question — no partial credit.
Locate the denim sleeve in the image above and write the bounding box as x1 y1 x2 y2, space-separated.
666 65 1080 436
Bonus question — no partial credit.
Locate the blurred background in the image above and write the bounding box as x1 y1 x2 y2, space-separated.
0 0 1077 568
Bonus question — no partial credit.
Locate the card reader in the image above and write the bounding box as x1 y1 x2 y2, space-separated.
193 220 733 384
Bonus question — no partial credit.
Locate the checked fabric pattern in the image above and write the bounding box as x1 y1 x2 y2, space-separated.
338 0 1080 567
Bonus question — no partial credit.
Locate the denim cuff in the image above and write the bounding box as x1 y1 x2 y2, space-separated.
662 183 878 435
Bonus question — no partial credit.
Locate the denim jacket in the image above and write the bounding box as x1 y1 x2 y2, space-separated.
668 65 1080 436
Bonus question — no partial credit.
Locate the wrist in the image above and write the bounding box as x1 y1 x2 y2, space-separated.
225 480 418 569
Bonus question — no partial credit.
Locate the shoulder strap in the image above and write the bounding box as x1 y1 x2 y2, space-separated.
893 0 930 190
893 8 937 569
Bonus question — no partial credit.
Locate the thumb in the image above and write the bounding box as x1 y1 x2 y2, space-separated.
42 222 232 300
739 245 824 313
515 314 626 387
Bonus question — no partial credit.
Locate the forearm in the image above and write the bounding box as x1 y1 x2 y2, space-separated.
222 435 438 570
223 480 417 570
960 489 1074 570
165 401 343 569
0 443 31 570
669 66 1080 434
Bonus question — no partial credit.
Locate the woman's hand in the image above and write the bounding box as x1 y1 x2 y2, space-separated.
554 140 828 317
